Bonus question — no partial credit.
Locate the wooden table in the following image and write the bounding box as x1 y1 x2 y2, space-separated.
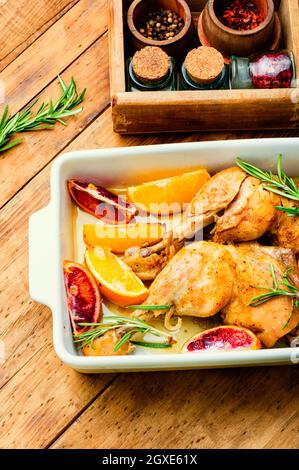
0 0 299 450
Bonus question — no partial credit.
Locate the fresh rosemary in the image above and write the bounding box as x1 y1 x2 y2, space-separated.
130 340 171 349
249 264 299 330
0 76 86 153
126 305 171 310
236 154 299 216
74 316 174 352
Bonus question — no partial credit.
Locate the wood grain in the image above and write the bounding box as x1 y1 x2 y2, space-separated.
0 341 115 449
112 87 299 134
0 96 269 447
0 0 299 451
0 92 295 389
0 0 79 72
110 0 299 134
0 0 107 116
1 108 298 448
0 34 110 208
51 367 299 449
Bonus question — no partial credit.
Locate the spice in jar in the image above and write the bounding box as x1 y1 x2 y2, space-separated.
230 51 296 89
127 46 176 92
217 0 264 31
180 46 229 90
137 9 185 40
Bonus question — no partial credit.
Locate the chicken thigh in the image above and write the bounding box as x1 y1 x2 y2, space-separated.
135 241 299 348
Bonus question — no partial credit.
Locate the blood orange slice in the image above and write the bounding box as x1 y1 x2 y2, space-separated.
68 180 137 224
181 326 261 353
63 261 102 334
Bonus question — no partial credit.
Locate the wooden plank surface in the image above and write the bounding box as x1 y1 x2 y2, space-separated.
51 367 299 449
0 0 299 450
0 0 79 72
0 34 110 207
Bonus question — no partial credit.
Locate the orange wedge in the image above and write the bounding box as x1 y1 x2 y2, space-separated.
127 169 210 215
84 246 148 307
83 222 165 253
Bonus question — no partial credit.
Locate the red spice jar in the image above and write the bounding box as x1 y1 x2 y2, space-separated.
201 0 276 58
217 0 264 31
230 51 296 89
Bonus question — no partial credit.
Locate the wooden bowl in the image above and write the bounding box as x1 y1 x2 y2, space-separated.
201 0 275 57
127 0 194 61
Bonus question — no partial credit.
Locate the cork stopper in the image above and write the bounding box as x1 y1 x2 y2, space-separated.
132 46 170 83
185 47 224 85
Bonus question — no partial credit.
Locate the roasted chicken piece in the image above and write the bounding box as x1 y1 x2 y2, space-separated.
269 197 299 252
124 167 299 280
213 176 279 243
134 241 299 348
125 167 247 280
222 243 299 347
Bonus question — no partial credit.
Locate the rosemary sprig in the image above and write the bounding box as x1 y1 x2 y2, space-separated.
126 305 171 310
249 264 299 330
0 76 86 153
74 316 174 352
236 155 299 216
130 340 171 349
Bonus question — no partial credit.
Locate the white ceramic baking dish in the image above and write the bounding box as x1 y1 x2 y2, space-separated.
29 138 299 373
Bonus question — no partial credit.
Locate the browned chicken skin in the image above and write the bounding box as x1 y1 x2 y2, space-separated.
269 197 299 252
125 167 247 280
213 176 279 243
124 167 299 280
135 241 299 348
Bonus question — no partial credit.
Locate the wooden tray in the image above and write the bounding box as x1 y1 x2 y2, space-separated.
108 0 299 134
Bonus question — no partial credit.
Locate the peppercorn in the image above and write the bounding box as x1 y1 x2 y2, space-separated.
137 8 185 41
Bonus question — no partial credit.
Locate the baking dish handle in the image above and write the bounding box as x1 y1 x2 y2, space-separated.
28 205 54 308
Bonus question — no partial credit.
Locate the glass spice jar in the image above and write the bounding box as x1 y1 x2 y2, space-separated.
179 46 229 90
230 51 296 89
127 46 176 92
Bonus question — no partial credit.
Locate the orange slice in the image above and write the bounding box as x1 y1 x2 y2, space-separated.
127 169 210 215
84 246 148 307
83 222 165 253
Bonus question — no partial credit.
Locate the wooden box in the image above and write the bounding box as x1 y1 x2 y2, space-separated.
108 0 299 133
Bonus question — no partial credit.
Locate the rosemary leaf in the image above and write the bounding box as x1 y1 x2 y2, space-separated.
282 301 294 330
130 340 172 349
0 76 86 154
236 155 299 216
249 264 299 329
74 315 174 350
275 206 299 216
113 330 136 352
